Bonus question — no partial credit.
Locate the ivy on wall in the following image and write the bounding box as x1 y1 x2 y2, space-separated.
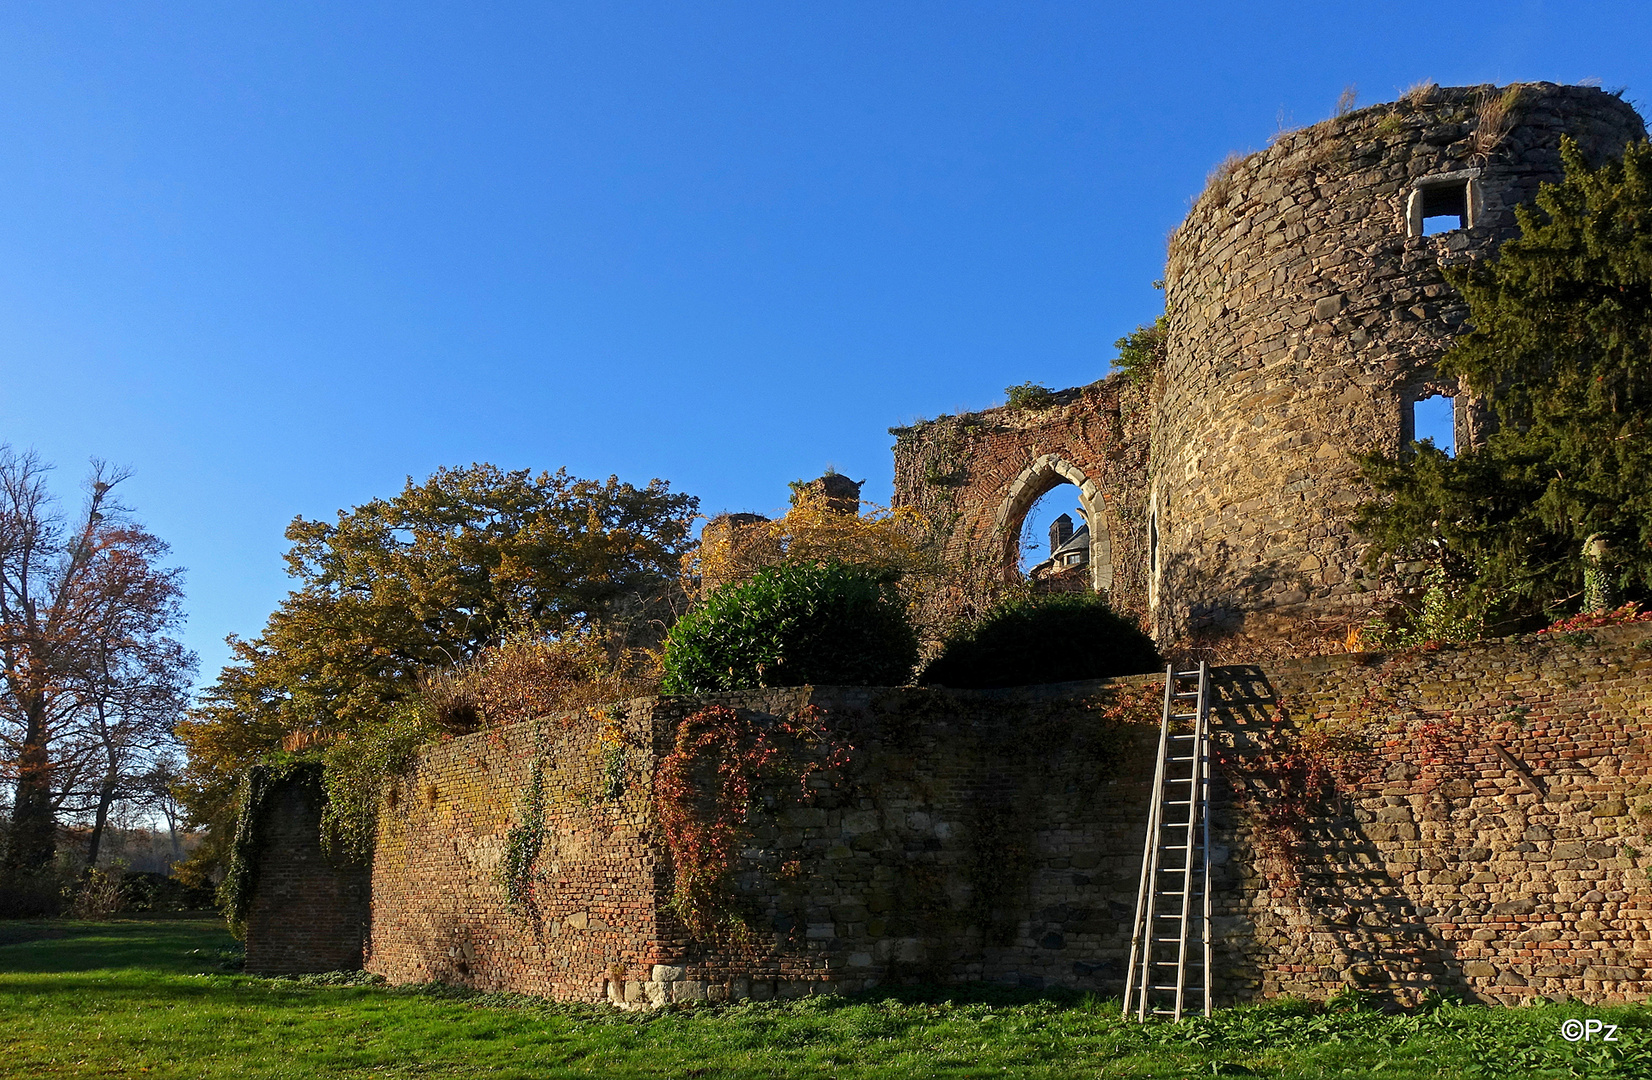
1214 698 1376 887
653 704 851 945
217 758 324 938
495 706 640 918
498 750 549 915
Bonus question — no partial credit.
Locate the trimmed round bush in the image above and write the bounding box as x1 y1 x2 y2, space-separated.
920 592 1160 689
662 562 918 693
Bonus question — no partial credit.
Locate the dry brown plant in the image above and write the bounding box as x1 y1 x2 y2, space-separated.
1201 151 1245 208
419 636 659 735
1473 85 1523 159
1400 80 1438 109
1163 226 1188 290
1335 84 1359 117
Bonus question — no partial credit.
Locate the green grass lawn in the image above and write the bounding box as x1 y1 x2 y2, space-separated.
0 916 1648 1078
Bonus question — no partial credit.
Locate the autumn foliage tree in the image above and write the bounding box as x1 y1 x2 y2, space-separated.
0 448 195 886
176 463 697 863
689 481 932 600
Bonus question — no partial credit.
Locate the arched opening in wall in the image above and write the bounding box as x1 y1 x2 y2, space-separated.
994 456 1114 597
1018 484 1090 591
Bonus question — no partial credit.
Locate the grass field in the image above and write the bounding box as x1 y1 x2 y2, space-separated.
0 916 1648 1078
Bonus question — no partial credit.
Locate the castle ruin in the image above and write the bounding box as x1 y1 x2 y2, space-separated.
241 85 1652 1010
893 83 1645 652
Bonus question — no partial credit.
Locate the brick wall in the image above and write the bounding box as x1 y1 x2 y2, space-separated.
364 682 1162 1003
243 774 371 974
890 377 1152 638
1209 622 1652 1005
277 624 1652 1006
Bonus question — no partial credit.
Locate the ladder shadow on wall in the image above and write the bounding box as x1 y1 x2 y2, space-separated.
1202 667 1475 1005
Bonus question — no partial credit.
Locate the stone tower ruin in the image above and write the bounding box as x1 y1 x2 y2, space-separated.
893 83 1646 652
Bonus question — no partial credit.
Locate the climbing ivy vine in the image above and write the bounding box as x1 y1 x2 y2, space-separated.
217 758 323 938
653 704 851 946
498 751 550 915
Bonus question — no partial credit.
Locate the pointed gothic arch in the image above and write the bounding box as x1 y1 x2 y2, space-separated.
994 454 1114 595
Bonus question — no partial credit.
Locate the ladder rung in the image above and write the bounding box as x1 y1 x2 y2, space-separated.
1174 670 1202 677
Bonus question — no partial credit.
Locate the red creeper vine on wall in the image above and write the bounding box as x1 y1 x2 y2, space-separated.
653 704 852 946
1214 701 1375 887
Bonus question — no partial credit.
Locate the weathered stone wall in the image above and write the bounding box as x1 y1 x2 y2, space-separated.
353 625 1652 1006
1210 622 1652 1006
888 85 1645 652
1152 83 1645 650
243 774 371 975
365 682 1160 1003
891 376 1152 636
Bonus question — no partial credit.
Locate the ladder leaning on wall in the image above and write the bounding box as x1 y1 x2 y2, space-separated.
1122 662 1213 1021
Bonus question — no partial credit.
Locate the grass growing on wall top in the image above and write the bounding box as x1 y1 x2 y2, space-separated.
3 917 1651 1078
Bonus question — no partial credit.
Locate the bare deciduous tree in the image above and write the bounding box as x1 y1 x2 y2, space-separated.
0 447 195 877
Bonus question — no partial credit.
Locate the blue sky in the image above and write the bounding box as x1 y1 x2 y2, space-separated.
1 2 1647 683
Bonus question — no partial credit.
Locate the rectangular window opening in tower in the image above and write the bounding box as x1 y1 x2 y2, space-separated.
1406 171 1479 237
1406 394 1457 456
1421 182 1468 234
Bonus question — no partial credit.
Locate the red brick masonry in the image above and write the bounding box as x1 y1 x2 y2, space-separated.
248 624 1652 1006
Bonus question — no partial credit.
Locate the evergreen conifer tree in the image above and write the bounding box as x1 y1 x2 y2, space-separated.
1357 137 1652 621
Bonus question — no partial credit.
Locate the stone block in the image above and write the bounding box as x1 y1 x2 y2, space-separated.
1492 899 1538 915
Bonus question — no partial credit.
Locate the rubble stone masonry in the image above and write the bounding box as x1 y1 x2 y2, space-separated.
1154 83 1643 650
891 85 1646 653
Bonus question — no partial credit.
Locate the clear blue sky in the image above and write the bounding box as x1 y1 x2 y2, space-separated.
1 2 1647 683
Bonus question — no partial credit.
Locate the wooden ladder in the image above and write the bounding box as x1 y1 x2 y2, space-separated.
1123 662 1213 1021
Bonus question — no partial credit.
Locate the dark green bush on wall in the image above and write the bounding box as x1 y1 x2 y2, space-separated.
920 592 1160 689
662 562 918 693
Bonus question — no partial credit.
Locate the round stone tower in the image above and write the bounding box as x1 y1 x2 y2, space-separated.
1150 83 1645 650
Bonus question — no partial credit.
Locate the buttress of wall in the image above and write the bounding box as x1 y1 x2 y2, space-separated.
1152 83 1646 652
891 375 1152 637
1207 623 1652 1006
244 776 371 975
366 698 667 997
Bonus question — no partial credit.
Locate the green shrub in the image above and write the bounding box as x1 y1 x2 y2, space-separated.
661 562 918 693
1004 382 1057 410
1113 315 1168 383
920 592 1160 689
